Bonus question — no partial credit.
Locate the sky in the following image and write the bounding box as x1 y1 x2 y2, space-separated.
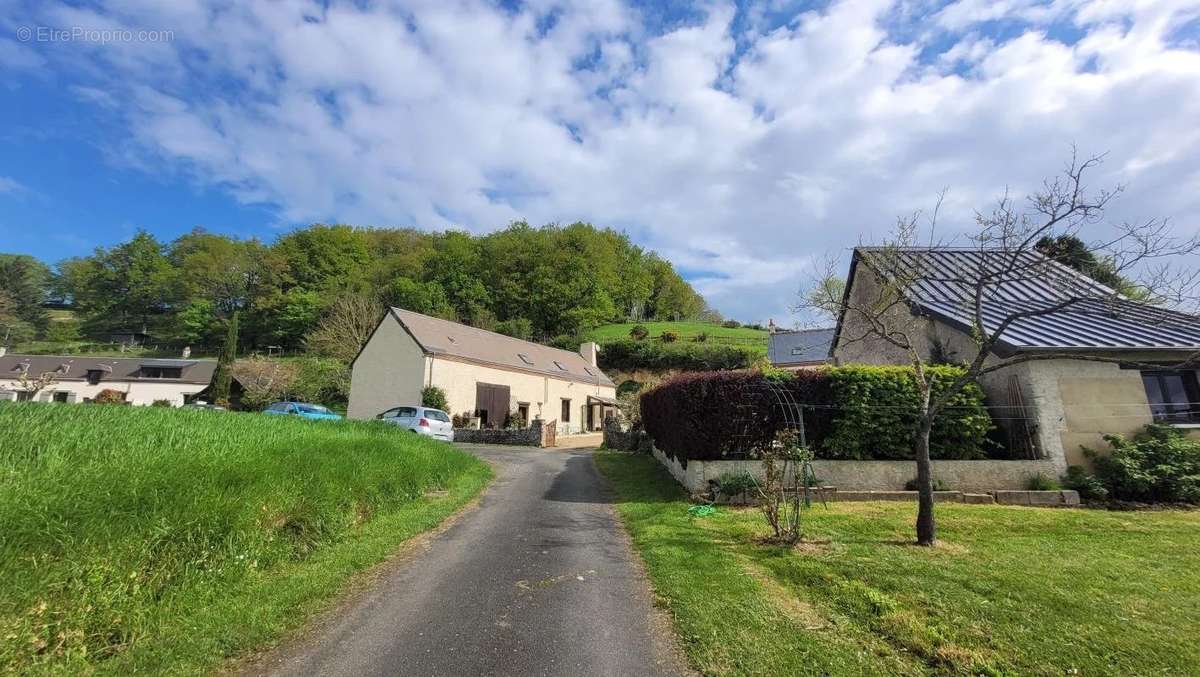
1 0 1199 325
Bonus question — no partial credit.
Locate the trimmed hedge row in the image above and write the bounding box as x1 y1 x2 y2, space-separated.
640 365 995 464
597 339 757 372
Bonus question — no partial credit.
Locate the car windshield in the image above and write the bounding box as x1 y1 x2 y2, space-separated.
296 404 331 414
424 410 450 422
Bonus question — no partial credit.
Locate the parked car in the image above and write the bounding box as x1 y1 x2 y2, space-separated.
376 406 454 441
263 401 343 421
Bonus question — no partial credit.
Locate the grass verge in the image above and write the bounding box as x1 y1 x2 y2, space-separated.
0 403 492 675
596 452 1200 676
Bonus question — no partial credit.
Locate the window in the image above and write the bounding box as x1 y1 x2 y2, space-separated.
423 409 450 422
53 392 69 403
16 391 33 402
141 366 183 379
86 370 104 385
1141 370 1200 424
517 403 530 426
378 408 400 419
561 398 571 422
518 353 535 365
396 406 418 418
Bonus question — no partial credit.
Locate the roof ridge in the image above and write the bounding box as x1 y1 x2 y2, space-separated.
0 353 217 362
389 308 591 360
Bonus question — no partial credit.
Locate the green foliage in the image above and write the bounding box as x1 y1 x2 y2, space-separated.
0 254 50 333
384 277 455 319
290 357 350 408
42 318 82 344
174 298 221 346
57 231 179 335
1062 465 1109 501
823 365 993 460
598 339 758 372
209 311 239 405
1085 425 1200 503
0 403 490 674
905 477 950 491
721 320 741 328
714 471 758 498
629 324 649 340
422 385 449 412
692 331 708 343
494 317 533 341
1026 472 1061 491
1035 234 1129 291
659 330 678 343
150 399 172 408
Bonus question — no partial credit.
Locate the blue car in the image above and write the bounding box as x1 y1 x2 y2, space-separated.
263 401 343 421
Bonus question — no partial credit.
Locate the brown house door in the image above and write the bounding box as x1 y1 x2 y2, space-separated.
475 382 511 428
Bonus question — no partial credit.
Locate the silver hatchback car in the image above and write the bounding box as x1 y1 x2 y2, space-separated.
377 406 455 442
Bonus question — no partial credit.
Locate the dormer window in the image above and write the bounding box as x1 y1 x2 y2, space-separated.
518 354 534 366
86 370 104 385
141 366 183 379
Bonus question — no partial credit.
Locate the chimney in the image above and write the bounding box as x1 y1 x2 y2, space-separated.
579 342 598 368
181 346 192 359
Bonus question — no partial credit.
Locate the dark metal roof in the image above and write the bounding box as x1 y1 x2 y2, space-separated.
852 247 1200 352
0 354 217 384
769 328 835 365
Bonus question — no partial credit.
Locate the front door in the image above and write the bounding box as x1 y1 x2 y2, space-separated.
475 382 511 429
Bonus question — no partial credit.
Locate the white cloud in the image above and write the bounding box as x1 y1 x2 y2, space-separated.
0 176 27 194
5 0 1200 323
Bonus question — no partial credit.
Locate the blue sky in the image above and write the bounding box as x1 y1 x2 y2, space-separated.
1 0 1199 323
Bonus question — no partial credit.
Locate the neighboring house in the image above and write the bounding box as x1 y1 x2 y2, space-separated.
832 247 1200 472
768 326 835 369
349 308 618 434
0 353 217 406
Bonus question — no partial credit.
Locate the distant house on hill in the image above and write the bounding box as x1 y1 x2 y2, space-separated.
768 326 835 369
0 353 217 406
349 309 618 434
831 247 1200 472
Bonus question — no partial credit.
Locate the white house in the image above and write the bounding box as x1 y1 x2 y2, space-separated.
348 309 617 434
0 353 218 406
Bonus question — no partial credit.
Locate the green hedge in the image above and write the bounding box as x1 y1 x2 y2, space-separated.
598 339 757 372
823 365 993 460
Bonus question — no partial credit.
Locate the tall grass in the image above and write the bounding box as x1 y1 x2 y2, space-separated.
0 403 491 674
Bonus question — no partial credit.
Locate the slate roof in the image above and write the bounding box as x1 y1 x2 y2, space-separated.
846 247 1200 353
769 328 835 365
389 309 615 387
0 354 217 384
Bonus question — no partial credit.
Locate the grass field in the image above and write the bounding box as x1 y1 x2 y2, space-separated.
586 322 769 355
596 452 1200 676
0 403 491 675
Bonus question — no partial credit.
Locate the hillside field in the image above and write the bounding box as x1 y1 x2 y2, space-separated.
0 403 491 675
585 322 769 355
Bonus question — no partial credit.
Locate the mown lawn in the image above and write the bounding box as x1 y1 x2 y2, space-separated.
596 452 1200 676
586 321 768 352
0 403 492 675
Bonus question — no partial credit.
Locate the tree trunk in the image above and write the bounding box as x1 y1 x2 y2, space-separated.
914 416 936 546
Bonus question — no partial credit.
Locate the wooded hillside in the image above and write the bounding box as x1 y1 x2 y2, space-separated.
0 222 715 353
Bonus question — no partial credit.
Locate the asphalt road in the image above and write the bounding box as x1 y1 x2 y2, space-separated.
253 445 690 677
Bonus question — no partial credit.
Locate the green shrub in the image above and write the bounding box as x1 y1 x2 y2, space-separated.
1026 473 1061 491
721 320 741 329
629 324 649 340
659 330 679 343
715 471 758 499
150 399 172 408
823 365 993 460
905 477 950 491
1062 465 1109 501
1085 425 1200 503
422 385 449 411
693 331 708 343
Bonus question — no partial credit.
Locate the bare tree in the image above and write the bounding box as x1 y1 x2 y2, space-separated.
1 363 60 401
232 356 300 410
305 294 383 363
802 150 1200 546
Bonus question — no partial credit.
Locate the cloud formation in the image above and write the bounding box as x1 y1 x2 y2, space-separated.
4 0 1199 323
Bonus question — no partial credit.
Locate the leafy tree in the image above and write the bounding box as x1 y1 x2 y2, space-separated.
384 278 455 318
422 385 449 411
494 317 533 340
209 311 239 406
0 254 50 333
59 231 179 333
0 290 35 346
1035 235 1127 290
274 224 371 294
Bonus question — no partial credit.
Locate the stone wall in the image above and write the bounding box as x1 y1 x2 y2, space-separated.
651 447 1057 494
602 417 650 451
453 420 546 446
